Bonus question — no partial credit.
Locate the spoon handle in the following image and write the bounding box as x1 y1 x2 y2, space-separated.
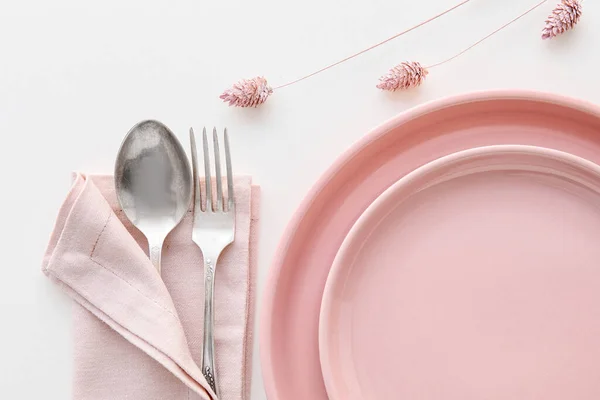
202 256 219 397
148 240 163 274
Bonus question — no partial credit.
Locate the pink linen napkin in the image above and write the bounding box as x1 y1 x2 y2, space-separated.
42 173 259 400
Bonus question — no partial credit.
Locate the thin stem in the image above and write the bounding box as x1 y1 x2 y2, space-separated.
427 0 549 69
272 0 472 90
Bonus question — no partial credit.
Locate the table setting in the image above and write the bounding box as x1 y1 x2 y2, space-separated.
3 0 600 399
42 120 258 400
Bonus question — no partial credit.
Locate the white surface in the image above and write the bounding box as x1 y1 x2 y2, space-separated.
1 0 599 398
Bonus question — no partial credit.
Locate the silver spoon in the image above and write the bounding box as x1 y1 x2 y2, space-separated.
114 120 192 274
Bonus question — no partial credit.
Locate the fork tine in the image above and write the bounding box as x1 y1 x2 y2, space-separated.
213 127 223 211
224 127 234 210
202 127 212 212
189 128 202 213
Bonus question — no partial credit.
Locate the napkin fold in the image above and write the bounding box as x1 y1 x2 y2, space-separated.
42 173 259 400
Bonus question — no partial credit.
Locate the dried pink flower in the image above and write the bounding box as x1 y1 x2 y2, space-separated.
377 61 429 91
220 77 273 107
542 0 582 39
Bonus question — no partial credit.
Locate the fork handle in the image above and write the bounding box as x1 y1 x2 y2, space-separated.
202 256 219 398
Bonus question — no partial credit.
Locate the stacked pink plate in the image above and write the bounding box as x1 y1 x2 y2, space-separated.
261 91 600 400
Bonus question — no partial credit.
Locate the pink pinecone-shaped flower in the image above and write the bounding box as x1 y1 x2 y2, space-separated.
377 61 429 91
220 77 273 107
542 0 582 39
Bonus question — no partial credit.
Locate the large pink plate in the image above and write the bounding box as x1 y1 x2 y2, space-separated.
320 145 600 400
261 91 600 400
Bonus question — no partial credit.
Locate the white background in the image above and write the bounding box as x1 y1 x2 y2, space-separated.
1 0 599 398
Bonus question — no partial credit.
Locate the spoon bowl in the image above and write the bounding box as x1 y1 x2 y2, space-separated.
115 120 192 274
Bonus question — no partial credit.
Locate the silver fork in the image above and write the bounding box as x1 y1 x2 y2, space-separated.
190 127 236 398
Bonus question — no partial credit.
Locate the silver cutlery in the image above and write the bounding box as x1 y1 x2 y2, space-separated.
190 127 236 398
114 120 192 274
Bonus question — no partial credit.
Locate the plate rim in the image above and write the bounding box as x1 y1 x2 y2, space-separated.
260 90 600 400
318 144 600 400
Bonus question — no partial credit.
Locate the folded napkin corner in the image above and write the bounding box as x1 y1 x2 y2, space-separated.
43 173 259 400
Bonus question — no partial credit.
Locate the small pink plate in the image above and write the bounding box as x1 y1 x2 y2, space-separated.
320 145 600 400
